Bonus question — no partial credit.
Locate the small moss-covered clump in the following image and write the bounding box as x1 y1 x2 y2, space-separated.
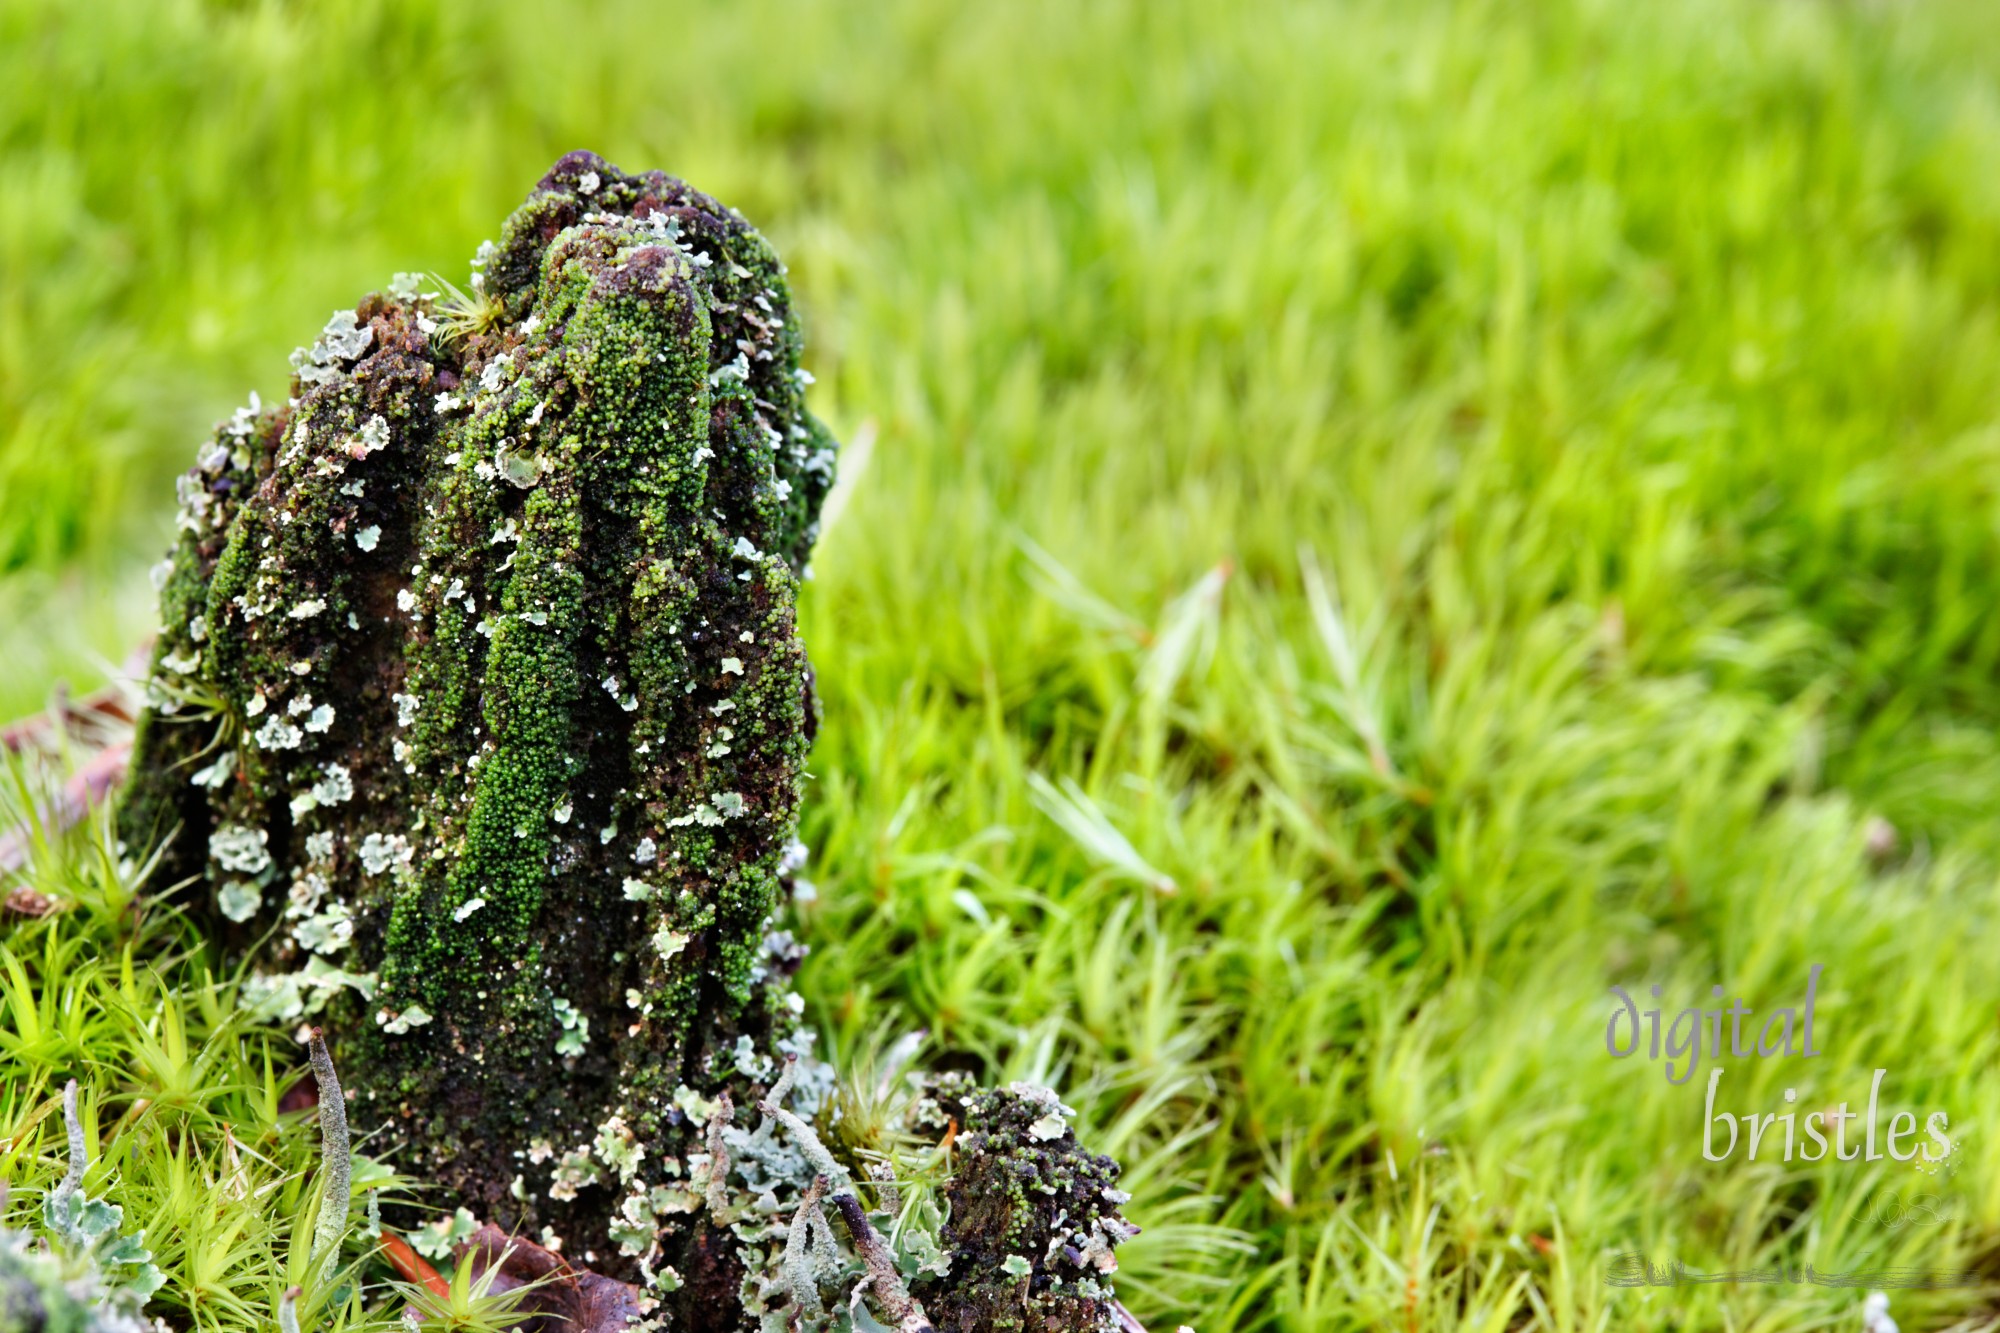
118 154 1134 1330
914 1087 1136 1333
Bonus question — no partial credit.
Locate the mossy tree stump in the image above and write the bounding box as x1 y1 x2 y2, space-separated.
118 154 1134 1332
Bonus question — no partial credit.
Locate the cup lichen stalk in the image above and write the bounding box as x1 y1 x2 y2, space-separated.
756 1056 852 1196
757 1057 934 1332
781 1173 832 1319
307 1029 351 1271
52 1079 86 1227
703 1092 734 1222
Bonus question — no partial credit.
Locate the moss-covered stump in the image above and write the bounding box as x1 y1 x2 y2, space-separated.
117 153 1134 1330
912 1087 1138 1333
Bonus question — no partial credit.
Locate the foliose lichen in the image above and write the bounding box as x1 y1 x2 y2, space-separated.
0 1229 155 1333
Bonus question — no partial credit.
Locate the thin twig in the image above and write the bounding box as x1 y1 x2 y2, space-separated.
830 1191 933 1333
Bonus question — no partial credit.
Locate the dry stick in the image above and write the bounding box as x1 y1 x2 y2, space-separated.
279 1285 304 1333
829 1192 934 1333
1110 1300 1150 1333
0 668 143 755
307 1029 351 1271
704 1092 735 1221
0 648 147 876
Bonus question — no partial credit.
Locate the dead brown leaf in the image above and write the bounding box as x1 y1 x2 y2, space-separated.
454 1223 644 1333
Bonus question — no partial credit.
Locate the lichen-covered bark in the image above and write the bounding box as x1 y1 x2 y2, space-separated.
118 153 1132 1331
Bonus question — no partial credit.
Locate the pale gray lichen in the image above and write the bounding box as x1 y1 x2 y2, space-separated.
209 824 271 875
218 881 262 923
309 764 353 805
377 1004 432 1035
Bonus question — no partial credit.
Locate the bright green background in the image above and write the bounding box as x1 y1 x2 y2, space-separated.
7 0 2000 1327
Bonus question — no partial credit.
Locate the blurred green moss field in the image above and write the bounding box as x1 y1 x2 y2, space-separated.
8 0 2000 1328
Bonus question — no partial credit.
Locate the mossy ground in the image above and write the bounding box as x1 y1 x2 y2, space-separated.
10 1 2000 1330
